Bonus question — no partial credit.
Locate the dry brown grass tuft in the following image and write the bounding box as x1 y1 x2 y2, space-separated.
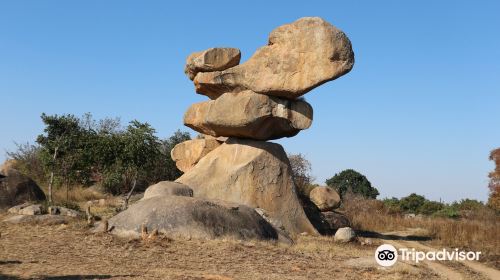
51 186 106 203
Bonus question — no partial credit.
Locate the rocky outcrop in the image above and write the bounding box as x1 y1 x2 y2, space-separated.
108 195 279 241
184 90 313 140
193 17 354 100
185 48 241 80
106 17 354 242
142 181 193 200
176 138 318 236
309 186 341 211
171 138 221 172
0 164 46 209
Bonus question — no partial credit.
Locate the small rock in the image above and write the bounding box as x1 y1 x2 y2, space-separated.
98 199 106 206
48 206 80 217
334 227 356 243
19 204 42 215
309 187 341 211
360 238 373 246
7 202 33 214
171 138 221 172
184 47 241 80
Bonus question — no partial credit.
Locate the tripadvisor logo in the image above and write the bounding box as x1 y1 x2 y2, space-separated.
375 244 398 267
375 244 482 267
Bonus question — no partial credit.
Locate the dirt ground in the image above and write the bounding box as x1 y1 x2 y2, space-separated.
0 214 497 280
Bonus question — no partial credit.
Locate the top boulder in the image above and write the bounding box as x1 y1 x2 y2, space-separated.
193 17 354 100
185 48 241 80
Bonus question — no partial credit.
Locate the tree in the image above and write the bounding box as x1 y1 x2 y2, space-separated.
398 193 426 213
488 148 500 211
119 120 162 208
419 200 444 215
36 113 87 204
326 169 379 199
288 153 314 196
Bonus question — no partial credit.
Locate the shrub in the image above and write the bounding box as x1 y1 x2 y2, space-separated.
326 169 379 199
419 200 444 215
398 193 426 213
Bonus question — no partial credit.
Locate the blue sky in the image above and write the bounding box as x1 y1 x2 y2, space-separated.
1 1 499 202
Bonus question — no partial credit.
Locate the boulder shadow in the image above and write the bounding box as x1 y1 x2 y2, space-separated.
356 230 432 241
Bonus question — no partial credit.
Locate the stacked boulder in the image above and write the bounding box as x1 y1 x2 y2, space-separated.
108 17 354 241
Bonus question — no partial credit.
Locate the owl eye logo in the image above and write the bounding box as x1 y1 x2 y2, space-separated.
375 244 398 266
377 250 396 261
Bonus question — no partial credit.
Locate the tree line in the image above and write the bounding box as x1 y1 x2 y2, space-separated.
8 113 190 203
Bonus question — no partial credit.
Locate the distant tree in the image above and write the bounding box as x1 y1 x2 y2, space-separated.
419 200 444 215
288 153 315 196
382 197 402 214
6 142 45 184
398 193 426 213
452 199 484 211
488 148 500 211
326 169 379 199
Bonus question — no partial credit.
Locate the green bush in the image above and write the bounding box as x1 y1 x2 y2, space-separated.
419 200 444 215
326 169 379 199
433 206 460 219
398 193 426 213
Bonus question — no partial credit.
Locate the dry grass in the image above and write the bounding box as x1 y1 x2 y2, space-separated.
341 195 500 268
50 185 106 204
0 214 439 279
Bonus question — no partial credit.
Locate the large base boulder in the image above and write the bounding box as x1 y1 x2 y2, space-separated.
0 164 46 209
107 195 278 241
176 138 318 236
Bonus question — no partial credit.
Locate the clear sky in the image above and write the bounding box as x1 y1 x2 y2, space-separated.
1 1 499 202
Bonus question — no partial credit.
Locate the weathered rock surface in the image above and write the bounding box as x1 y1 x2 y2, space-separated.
142 181 193 200
176 138 318 236
334 227 356 243
309 186 341 211
321 211 350 234
48 206 80 217
185 48 241 80
171 138 221 172
193 17 354 99
0 164 46 209
184 90 313 140
7 202 33 214
18 204 42 215
3 214 72 225
107 195 278 241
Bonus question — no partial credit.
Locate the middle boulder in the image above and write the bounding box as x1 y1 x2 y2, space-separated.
184 90 313 141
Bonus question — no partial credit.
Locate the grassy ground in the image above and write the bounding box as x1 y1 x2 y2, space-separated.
342 196 500 269
0 213 438 280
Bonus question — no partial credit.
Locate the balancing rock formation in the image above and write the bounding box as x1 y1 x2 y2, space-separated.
108 17 354 241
